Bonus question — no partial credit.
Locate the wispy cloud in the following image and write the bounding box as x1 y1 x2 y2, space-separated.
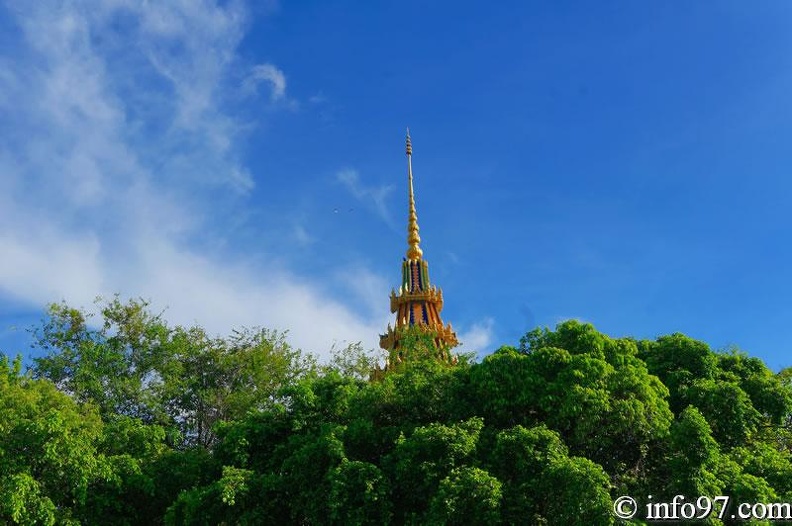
336 168 395 228
0 0 384 357
292 224 314 247
335 265 392 317
457 317 496 355
244 63 287 101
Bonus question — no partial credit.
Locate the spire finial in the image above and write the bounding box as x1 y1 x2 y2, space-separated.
406 128 422 260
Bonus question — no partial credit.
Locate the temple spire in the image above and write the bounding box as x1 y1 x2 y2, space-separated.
406 128 423 260
378 130 459 365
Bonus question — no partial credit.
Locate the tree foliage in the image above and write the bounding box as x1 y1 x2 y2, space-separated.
32 297 316 447
2 300 791 524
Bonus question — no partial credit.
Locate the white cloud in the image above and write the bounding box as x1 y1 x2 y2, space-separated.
131 241 383 354
457 317 496 355
0 0 385 358
336 168 395 227
335 266 392 317
0 230 104 308
245 63 287 101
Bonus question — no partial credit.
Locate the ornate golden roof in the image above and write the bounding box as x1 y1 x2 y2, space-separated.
379 131 459 361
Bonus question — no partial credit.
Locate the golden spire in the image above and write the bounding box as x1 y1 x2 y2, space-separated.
406 128 423 260
377 129 459 362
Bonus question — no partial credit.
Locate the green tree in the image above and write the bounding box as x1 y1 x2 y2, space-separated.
666 406 722 499
682 378 761 448
17 303 792 525
328 460 392 525
0 355 110 524
426 466 502 525
32 298 169 421
489 424 612 526
32 297 316 447
637 333 718 414
730 441 792 499
387 418 484 523
325 341 379 381
470 322 672 480
718 350 792 424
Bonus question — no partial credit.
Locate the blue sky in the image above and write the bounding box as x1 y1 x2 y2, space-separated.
1 1 791 370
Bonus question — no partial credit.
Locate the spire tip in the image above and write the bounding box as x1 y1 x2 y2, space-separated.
406 130 422 260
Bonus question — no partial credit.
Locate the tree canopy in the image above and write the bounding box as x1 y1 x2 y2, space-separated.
1 298 791 524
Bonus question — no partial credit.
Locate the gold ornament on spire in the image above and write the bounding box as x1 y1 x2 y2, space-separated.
406 129 423 260
377 130 459 366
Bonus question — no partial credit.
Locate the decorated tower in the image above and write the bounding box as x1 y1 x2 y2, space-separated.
379 130 459 365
